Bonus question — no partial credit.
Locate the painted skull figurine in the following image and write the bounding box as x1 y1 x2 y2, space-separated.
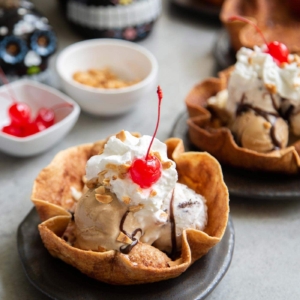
0 0 57 79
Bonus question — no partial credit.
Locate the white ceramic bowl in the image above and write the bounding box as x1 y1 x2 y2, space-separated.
56 39 158 116
0 80 80 157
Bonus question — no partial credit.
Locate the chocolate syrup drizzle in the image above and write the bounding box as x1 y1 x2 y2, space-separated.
169 188 177 259
119 211 142 254
236 93 288 149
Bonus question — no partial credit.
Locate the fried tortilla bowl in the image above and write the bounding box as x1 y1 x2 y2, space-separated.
31 136 229 285
185 68 300 174
220 0 300 54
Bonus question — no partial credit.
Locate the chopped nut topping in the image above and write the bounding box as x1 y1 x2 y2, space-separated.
131 132 141 138
118 163 131 174
98 170 108 176
263 121 271 130
291 55 300 65
82 175 87 183
95 186 106 194
95 193 113 204
159 212 168 221
248 56 253 65
168 258 182 267
118 173 127 180
129 204 144 212
112 175 117 180
98 170 108 183
150 190 157 197
280 62 288 69
102 178 111 186
265 83 277 94
105 163 118 170
122 196 131 205
152 151 162 162
86 177 98 189
162 161 172 170
116 130 126 142
117 232 132 244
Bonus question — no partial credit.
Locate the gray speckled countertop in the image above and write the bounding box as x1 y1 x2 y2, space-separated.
1 1 300 299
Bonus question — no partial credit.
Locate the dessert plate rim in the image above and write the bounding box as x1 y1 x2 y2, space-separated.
171 111 300 201
17 207 234 300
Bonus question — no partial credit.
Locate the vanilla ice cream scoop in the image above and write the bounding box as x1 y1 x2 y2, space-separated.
74 131 207 255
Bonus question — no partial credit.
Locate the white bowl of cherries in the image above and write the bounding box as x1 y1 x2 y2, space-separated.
0 80 80 157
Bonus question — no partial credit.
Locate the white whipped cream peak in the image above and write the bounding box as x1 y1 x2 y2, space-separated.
86 131 178 213
226 46 300 117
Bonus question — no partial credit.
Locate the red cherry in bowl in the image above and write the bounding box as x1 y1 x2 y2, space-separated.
8 102 31 125
35 107 55 128
2 123 23 137
23 121 46 137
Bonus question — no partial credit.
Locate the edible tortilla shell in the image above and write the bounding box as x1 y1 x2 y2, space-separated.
185 68 300 174
31 137 229 284
220 0 300 55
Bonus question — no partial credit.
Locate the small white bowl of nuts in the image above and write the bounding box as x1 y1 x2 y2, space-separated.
56 39 158 116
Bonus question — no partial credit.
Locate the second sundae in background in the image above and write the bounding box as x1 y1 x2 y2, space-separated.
186 17 300 173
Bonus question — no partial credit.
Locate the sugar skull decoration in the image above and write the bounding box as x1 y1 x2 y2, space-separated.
0 0 57 80
61 0 161 41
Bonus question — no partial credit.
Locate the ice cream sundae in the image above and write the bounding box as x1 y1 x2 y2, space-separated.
31 88 229 284
185 17 300 173
75 130 208 257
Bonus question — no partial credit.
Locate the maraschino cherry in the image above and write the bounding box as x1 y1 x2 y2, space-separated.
0 67 73 137
129 86 163 189
229 16 289 65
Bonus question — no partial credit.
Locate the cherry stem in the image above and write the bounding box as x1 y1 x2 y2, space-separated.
228 15 269 48
145 86 163 160
50 102 73 111
0 66 18 103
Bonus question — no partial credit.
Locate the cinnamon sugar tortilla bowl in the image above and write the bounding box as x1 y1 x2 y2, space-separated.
31 135 229 285
185 67 300 174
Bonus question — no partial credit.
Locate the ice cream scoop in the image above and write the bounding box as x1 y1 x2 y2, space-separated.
231 110 289 152
74 131 207 255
